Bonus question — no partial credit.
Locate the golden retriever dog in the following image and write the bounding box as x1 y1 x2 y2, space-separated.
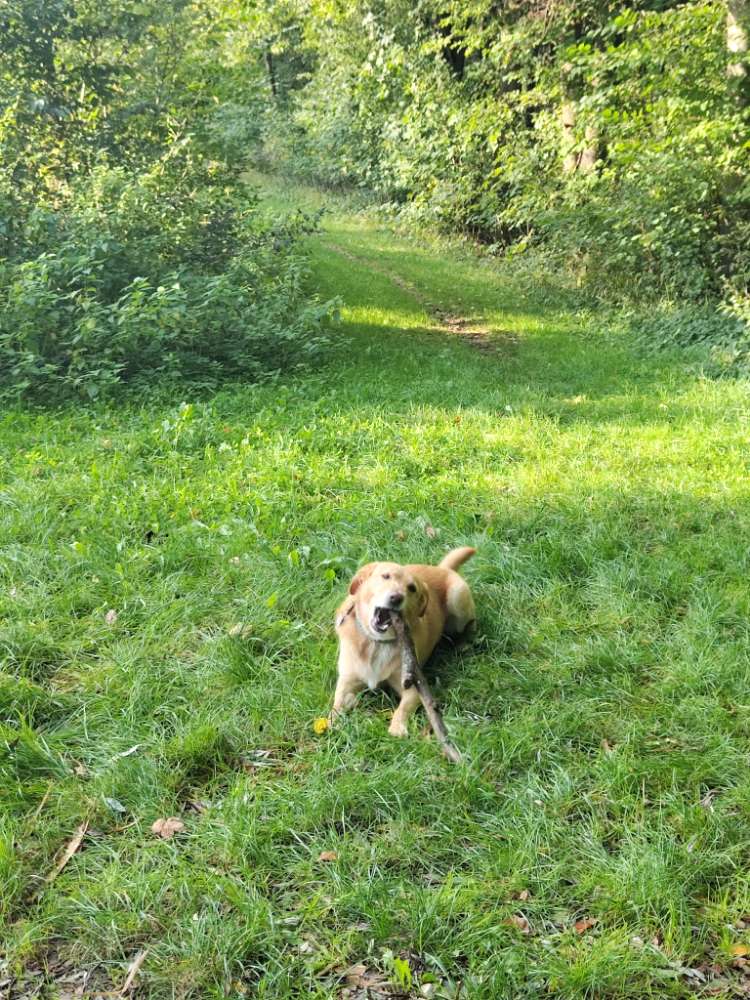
331 547 476 735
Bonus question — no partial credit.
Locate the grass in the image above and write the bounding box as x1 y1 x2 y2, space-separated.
3 174 750 998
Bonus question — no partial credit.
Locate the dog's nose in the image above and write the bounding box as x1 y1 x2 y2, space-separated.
388 591 405 608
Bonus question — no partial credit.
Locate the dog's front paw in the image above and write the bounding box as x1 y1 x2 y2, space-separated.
388 717 409 738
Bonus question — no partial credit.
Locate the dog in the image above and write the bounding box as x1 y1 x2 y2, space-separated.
331 547 476 736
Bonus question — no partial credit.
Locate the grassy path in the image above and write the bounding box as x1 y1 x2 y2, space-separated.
3 178 750 998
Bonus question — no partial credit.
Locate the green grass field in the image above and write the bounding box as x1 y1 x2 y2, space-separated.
3 177 750 999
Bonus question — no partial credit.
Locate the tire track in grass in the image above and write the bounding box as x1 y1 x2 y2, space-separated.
324 240 517 354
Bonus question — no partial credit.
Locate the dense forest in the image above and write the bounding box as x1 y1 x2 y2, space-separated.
1 0 749 398
257 0 750 301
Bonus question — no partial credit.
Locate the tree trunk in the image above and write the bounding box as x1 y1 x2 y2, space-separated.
561 96 578 174
561 97 599 176
561 60 579 173
728 0 749 106
265 47 277 99
579 124 599 173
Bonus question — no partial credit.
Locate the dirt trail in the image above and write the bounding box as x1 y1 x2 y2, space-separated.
325 241 515 354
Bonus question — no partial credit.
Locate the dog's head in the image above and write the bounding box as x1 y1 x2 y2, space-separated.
347 561 428 642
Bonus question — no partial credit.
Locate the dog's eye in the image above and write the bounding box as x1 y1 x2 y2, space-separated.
382 573 391 580
407 583 417 593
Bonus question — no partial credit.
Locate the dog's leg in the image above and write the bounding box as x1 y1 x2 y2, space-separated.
329 674 365 723
444 579 476 639
387 684 422 737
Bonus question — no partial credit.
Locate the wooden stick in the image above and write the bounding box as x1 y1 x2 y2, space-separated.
119 949 149 994
391 614 462 764
45 820 89 884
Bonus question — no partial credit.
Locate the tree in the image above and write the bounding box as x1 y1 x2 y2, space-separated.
728 0 749 105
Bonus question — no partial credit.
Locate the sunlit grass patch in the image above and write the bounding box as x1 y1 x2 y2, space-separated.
2 182 750 997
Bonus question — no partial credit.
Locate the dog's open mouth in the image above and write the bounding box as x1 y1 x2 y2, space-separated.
371 606 393 634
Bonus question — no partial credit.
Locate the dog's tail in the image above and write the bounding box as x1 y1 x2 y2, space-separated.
439 546 476 572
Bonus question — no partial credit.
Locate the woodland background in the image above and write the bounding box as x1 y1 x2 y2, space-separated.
1 0 750 397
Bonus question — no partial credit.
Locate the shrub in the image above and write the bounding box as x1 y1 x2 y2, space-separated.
0 144 334 400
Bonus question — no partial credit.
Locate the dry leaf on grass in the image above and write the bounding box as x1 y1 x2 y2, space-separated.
151 817 185 840
119 949 148 994
318 850 338 862
46 822 89 884
700 789 717 811
733 945 750 957
185 799 210 814
342 963 392 993
574 917 597 934
424 523 437 539
503 914 530 934
104 609 118 625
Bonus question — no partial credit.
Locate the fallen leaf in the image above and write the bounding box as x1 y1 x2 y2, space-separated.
119 949 148 994
706 980 732 995
733 945 750 957
395 530 406 542
673 964 706 982
46 822 89 883
341 963 391 992
103 796 127 814
116 744 141 758
601 739 613 754
313 717 329 735
229 623 251 638
574 917 597 934
424 523 437 539
344 963 367 984
516 889 530 901
104 609 118 625
298 941 314 955
151 817 185 839
503 914 530 934
186 799 210 814
318 850 338 862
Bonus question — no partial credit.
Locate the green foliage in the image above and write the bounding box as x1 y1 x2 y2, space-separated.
0 150 331 399
254 0 750 303
0 0 334 400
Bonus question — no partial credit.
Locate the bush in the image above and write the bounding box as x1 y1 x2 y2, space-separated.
628 296 750 374
0 144 335 400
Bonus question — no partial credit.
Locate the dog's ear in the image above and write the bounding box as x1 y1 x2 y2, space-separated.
417 580 429 618
349 563 377 595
